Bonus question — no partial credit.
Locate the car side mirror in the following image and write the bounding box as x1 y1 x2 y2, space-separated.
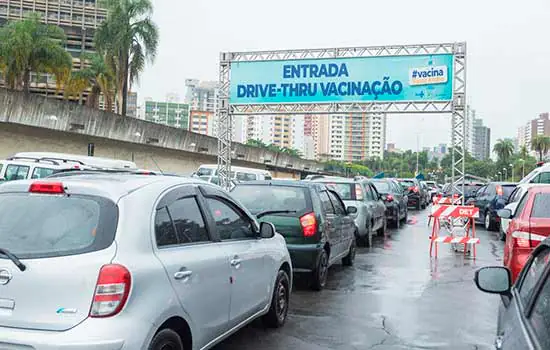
497 209 512 219
347 206 358 214
0 177 5 182
259 222 276 239
474 266 512 295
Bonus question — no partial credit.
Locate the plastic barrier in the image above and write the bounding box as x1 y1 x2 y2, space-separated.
429 204 480 258
432 194 461 205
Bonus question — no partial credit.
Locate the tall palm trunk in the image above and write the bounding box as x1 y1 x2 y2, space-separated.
22 68 31 93
121 56 129 116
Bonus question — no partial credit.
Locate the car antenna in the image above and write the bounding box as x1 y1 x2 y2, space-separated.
150 156 164 175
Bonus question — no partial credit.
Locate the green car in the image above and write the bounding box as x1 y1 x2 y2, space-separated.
231 180 356 290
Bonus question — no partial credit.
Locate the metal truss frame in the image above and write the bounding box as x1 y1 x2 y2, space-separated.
217 42 467 194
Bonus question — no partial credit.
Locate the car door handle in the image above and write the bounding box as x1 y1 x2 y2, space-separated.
230 258 242 268
174 270 193 280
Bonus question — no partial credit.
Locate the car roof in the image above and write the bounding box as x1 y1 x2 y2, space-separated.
489 181 517 185
0 174 204 202
516 183 550 190
526 185 550 194
233 180 318 188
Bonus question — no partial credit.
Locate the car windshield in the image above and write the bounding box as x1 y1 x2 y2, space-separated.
322 182 354 200
0 193 117 259
399 180 415 189
231 185 309 215
371 181 391 193
502 185 517 198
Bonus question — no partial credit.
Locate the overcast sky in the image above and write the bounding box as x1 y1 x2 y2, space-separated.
137 0 550 151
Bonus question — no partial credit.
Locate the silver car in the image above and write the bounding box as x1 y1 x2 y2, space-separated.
0 174 292 350
311 176 386 247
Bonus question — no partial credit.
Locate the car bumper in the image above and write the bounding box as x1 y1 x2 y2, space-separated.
287 243 323 272
0 316 154 350
384 204 399 221
407 195 421 206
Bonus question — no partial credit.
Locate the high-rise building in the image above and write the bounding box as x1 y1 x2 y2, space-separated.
472 117 491 160
144 100 190 129
189 110 215 135
517 113 550 152
245 115 293 148
0 0 107 100
185 79 219 113
125 92 138 118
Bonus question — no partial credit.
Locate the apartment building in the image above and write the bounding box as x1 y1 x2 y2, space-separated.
144 100 190 129
189 110 215 136
0 0 107 100
472 117 491 160
517 113 550 152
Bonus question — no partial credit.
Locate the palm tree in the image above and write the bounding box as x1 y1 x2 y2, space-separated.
519 145 529 160
493 138 515 163
531 135 550 162
0 15 72 93
65 53 115 110
95 0 159 115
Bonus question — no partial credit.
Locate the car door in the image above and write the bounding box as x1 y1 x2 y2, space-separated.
528 192 550 249
152 186 231 349
368 183 386 225
199 187 269 328
499 247 550 350
318 189 342 262
362 183 378 230
327 190 354 256
392 181 407 216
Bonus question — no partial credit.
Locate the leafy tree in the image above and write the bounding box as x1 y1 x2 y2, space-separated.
531 135 550 162
65 53 115 110
493 138 515 164
95 0 159 115
0 15 72 93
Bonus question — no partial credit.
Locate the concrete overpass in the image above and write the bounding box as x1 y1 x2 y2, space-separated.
0 89 333 178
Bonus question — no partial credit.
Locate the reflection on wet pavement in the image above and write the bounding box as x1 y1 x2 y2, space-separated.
215 210 502 350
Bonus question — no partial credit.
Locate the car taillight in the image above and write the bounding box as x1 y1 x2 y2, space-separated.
300 212 317 237
29 182 65 194
408 186 419 193
496 185 503 196
386 194 394 202
355 184 364 200
511 231 531 248
90 264 131 318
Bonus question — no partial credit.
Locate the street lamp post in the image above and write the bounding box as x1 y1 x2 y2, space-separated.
520 159 525 179
503 168 508 181
498 172 502 181
510 163 514 182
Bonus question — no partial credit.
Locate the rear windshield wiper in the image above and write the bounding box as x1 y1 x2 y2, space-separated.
0 248 26 272
256 210 297 219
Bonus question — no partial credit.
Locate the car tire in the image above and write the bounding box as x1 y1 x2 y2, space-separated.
148 329 184 350
311 249 329 291
485 211 496 231
342 239 356 267
416 202 421 210
392 208 400 229
499 230 506 241
401 207 408 224
377 218 387 236
262 270 290 328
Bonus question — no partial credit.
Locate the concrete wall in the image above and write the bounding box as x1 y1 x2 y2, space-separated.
0 89 331 177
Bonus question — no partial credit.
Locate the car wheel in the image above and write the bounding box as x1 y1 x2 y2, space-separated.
377 218 387 236
499 230 506 241
392 209 400 229
148 329 184 350
311 249 329 291
402 207 408 223
485 211 495 231
416 202 421 210
342 239 356 266
263 270 290 328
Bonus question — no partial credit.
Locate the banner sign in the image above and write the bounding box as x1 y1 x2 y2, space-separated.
229 54 454 104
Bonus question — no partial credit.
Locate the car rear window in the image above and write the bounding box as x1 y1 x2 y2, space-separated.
236 172 257 181
502 185 517 198
399 180 415 188
464 184 484 195
0 193 118 259
322 182 355 200
231 185 310 215
32 167 56 179
372 181 391 193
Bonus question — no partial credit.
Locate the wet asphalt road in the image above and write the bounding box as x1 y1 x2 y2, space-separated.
215 208 504 350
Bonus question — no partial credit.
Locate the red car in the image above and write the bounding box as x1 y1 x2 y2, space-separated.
500 185 550 282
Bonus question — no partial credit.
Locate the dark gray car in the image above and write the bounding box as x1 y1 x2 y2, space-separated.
475 238 550 350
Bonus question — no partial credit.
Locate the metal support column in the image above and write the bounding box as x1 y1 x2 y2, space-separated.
451 42 467 203
217 53 232 189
